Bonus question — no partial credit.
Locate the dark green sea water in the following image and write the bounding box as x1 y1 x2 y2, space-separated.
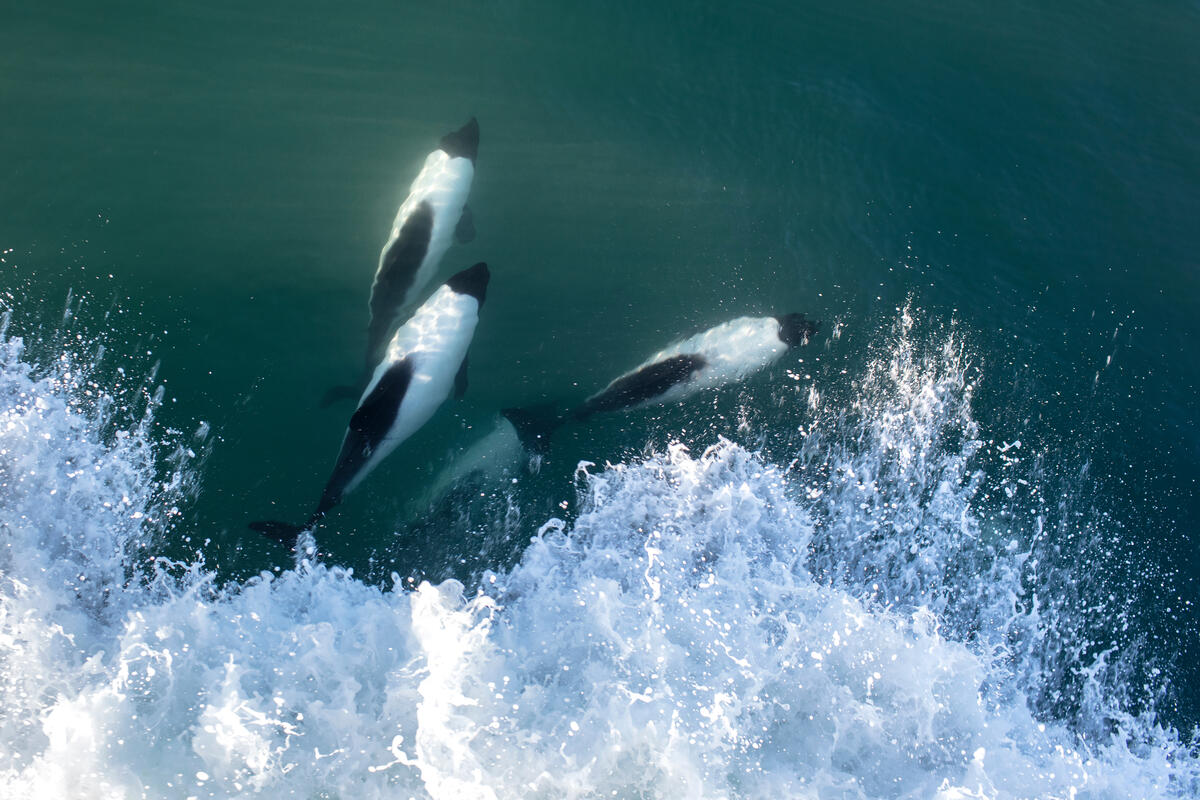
4 0 1200 767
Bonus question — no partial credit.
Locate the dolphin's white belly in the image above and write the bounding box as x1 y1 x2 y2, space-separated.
381 150 474 306
344 285 479 494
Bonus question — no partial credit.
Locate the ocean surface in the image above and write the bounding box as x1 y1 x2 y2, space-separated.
3 1 1199 797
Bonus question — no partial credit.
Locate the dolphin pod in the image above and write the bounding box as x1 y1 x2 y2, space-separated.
252 118 823 548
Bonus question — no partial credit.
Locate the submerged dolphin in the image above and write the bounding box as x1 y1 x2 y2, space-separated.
253 262 490 547
419 416 527 509
503 313 818 454
324 118 480 406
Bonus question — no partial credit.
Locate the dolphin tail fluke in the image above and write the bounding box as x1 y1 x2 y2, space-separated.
502 403 564 456
253 490 337 550
249 520 308 549
320 384 361 408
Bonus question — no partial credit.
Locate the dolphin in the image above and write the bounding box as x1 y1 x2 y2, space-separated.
253 262 490 547
503 313 819 454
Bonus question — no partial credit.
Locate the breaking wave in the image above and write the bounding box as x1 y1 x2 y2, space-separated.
0 306 1196 798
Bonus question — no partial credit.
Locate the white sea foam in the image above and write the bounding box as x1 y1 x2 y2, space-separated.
0 310 1196 798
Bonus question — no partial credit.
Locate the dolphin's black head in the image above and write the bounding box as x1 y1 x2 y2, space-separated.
446 261 490 305
775 313 819 347
439 117 479 162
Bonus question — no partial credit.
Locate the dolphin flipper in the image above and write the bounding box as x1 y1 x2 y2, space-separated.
455 356 469 399
454 205 476 244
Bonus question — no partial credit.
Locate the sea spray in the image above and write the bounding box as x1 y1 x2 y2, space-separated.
0 317 199 787
0 312 1196 798
791 306 1186 744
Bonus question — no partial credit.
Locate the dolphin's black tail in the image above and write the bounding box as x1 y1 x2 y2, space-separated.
250 505 330 549
249 520 310 549
502 403 565 456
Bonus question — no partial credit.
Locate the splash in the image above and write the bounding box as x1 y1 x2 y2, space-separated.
0 309 1196 798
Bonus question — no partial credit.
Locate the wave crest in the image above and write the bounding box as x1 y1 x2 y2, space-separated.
0 308 1196 798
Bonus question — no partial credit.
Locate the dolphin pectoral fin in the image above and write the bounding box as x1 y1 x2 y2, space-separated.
320 384 361 408
250 520 307 549
455 355 469 399
454 205 476 244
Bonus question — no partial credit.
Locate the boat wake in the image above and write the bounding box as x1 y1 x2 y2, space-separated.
0 308 1195 798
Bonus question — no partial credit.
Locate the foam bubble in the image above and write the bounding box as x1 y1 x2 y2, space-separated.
0 311 1196 799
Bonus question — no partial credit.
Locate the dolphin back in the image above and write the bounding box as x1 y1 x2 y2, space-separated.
579 354 708 418
368 202 436 368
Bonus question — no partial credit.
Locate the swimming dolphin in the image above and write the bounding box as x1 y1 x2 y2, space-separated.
421 402 558 508
420 416 528 509
324 118 479 407
503 313 818 453
253 262 490 547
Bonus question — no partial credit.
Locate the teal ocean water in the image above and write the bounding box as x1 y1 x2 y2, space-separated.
3 1 1199 796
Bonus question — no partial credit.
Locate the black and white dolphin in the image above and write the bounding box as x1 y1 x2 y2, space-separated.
367 118 479 365
253 262 490 547
503 313 818 453
322 119 479 410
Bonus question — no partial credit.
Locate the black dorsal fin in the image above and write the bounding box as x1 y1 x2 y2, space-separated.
376 203 434 296
350 359 414 447
775 313 820 346
368 203 435 368
454 204 476 244
579 354 707 417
